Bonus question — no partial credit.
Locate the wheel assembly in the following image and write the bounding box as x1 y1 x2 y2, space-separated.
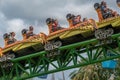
0 53 15 68
95 28 114 40
0 53 15 62
44 40 62 51
46 50 61 58
53 40 62 49
44 42 53 51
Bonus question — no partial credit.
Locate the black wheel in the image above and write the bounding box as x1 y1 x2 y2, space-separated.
105 28 114 37
95 29 103 39
44 42 53 51
95 28 114 40
6 53 15 60
53 40 62 49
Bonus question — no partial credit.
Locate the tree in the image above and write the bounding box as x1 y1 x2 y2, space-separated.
69 62 119 80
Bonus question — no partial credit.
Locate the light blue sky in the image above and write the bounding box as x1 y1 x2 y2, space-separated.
0 0 120 80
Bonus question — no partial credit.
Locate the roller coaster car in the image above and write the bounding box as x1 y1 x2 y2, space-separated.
0 33 46 63
46 16 120 47
0 14 120 65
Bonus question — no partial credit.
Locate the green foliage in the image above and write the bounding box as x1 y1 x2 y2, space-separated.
69 60 120 80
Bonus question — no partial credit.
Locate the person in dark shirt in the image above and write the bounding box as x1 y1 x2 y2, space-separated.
73 15 82 26
101 1 107 11
9 32 17 43
3 32 17 46
100 1 108 19
52 19 64 32
21 26 36 40
46 18 64 33
27 26 35 38
82 18 91 25
100 1 119 19
83 18 88 22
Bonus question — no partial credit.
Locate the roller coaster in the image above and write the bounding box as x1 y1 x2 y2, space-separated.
1 1 120 80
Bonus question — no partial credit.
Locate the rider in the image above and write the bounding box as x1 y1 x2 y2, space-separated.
73 15 82 26
66 13 76 27
100 1 109 19
101 1 107 12
46 18 64 34
21 29 28 40
100 1 119 19
27 26 35 38
3 33 10 46
21 26 36 40
3 32 17 46
10 32 17 43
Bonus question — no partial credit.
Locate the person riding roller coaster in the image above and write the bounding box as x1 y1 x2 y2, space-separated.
101 1 118 19
66 13 82 27
27 26 35 38
66 13 98 30
21 26 36 40
66 13 75 27
3 32 17 46
21 29 28 40
73 15 82 26
46 18 64 34
94 1 119 21
10 32 17 42
82 17 91 25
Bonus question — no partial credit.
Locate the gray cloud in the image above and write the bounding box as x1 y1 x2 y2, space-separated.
1 0 119 25
1 0 67 20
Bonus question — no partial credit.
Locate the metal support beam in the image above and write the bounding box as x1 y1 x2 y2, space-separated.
0 33 120 80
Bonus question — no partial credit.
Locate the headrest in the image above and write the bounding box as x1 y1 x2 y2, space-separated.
94 3 100 10
3 33 10 39
21 29 28 35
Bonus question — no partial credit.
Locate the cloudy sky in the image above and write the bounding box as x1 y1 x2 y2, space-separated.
0 0 119 47
0 0 120 80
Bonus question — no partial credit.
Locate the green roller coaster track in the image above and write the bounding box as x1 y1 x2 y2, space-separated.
1 33 120 80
